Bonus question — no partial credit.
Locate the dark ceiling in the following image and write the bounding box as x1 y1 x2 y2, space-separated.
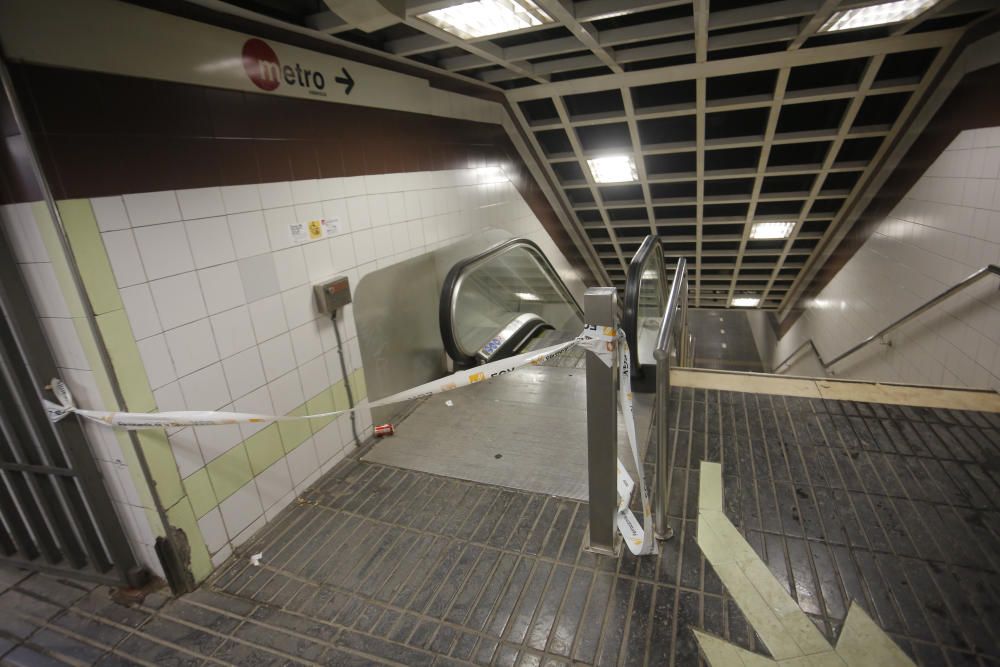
204 0 995 310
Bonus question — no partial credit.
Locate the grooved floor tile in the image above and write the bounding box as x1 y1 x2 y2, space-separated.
0 387 997 665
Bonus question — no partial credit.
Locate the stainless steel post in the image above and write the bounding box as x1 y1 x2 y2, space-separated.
653 257 686 541
583 287 620 556
654 355 673 540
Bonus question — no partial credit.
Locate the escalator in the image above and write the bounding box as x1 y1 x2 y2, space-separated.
439 234 682 378
370 234 669 499
439 238 584 369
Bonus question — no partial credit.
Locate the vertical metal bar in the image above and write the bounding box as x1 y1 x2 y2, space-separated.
681 273 689 365
584 287 619 557
654 354 673 540
0 50 147 586
653 257 686 541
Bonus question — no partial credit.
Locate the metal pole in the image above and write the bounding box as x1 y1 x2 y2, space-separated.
583 287 620 556
652 257 686 541
654 354 673 540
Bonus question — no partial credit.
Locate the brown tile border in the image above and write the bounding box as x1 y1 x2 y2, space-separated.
1 62 596 284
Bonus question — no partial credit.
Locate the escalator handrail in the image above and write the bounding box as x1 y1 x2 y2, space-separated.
623 235 667 373
439 237 584 366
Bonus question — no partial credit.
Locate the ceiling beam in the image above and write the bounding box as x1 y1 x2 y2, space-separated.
553 97 629 272
304 10 352 34
507 29 960 100
391 0 690 55
787 0 841 50
778 42 957 314
401 16 548 83
507 102 613 285
693 0 708 63
762 57 882 305
709 0 821 30
536 0 623 74
622 87 657 238
725 67 790 306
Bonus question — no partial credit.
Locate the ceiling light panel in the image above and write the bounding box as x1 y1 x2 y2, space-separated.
731 297 760 307
819 0 940 32
587 155 638 183
750 221 795 240
417 0 553 39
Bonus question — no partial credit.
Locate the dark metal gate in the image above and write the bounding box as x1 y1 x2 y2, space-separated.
0 228 146 587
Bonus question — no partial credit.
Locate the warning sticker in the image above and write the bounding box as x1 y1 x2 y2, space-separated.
290 218 340 243
322 217 339 236
288 222 310 243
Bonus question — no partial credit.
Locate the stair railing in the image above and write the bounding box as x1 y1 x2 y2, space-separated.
773 264 1000 374
652 257 688 540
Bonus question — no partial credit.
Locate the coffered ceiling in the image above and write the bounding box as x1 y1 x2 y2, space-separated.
188 0 996 310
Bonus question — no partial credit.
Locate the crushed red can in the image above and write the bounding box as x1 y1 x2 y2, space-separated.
374 423 395 437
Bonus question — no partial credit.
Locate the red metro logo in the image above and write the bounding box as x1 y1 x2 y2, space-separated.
240 38 354 96
241 38 282 91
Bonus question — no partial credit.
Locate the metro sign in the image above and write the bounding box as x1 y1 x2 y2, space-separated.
241 38 354 96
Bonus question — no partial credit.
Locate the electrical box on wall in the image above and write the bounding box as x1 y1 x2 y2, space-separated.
314 276 352 315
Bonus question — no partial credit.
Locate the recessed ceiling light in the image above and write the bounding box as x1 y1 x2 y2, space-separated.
587 155 638 184
515 292 540 301
819 0 940 32
749 221 794 240
417 0 553 39
731 297 760 307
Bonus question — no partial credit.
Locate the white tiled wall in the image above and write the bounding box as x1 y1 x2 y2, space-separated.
775 127 1000 389
4 164 585 574
0 202 165 576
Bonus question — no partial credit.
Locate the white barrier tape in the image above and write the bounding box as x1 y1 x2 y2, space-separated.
44 333 586 430
615 333 656 556
44 324 655 555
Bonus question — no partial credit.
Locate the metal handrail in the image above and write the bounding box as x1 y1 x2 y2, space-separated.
773 264 1000 373
438 237 583 366
652 257 688 541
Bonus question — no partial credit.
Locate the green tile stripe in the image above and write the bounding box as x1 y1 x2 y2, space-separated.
183 468 217 520
52 198 202 578
206 444 254 503
198 374 364 518
95 310 155 413
305 390 336 434
48 199 373 582
246 425 284 477
55 199 122 315
31 202 85 319
135 429 184 509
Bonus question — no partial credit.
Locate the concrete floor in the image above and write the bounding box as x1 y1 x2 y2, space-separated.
361 345 654 501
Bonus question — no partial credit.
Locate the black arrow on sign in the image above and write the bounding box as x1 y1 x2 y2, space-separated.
335 68 354 95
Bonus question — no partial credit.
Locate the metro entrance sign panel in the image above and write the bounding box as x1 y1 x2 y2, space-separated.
0 0 425 112
241 37 354 96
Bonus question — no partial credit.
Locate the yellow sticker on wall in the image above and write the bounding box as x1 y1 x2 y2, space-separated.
468 372 485 384
308 220 323 240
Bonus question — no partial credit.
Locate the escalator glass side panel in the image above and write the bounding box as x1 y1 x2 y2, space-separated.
440 239 583 366
624 235 668 375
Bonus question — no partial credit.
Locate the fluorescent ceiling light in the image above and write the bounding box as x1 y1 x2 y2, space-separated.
587 155 638 184
418 0 553 39
819 0 940 32
749 221 794 240
731 297 760 307
515 292 540 301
